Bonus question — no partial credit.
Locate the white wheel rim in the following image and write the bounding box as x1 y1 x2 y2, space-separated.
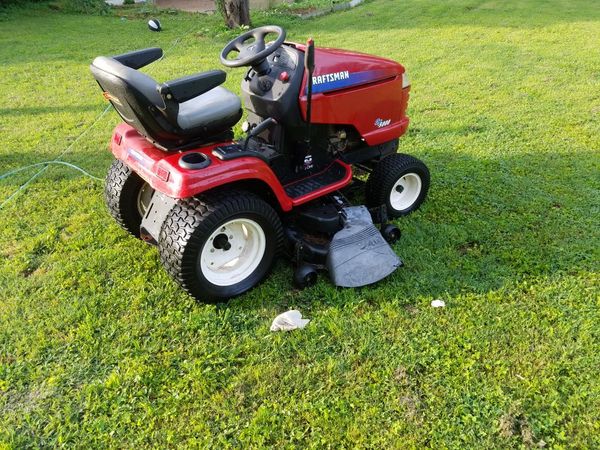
199 218 266 287
136 183 154 217
389 173 422 211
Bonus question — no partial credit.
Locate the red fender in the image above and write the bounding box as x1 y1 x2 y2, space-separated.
109 124 352 212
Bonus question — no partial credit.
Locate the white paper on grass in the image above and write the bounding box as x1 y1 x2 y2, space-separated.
431 299 446 308
270 310 311 331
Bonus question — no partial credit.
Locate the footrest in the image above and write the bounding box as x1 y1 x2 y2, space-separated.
284 161 349 199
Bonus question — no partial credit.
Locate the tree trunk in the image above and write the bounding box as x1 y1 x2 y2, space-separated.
222 0 251 28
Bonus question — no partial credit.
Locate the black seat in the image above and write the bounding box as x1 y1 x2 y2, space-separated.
90 48 242 150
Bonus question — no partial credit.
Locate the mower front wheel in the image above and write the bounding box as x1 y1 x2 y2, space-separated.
381 223 402 244
293 264 318 289
158 191 283 303
105 159 154 238
366 153 430 218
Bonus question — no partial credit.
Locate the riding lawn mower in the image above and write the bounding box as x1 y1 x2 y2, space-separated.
90 25 430 302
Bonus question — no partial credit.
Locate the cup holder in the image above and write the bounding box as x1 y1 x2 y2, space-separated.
179 152 211 170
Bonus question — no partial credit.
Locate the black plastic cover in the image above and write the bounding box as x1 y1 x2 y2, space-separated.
114 47 163 69
159 70 226 103
297 202 341 234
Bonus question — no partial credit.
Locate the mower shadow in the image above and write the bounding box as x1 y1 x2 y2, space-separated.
16 94 589 312
6 126 594 327
222 145 598 312
21 130 594 312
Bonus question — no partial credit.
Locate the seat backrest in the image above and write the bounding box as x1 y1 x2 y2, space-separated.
91 54 183 149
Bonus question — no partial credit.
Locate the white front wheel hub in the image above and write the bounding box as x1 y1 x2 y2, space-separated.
389 173 422 211
200 218 266 286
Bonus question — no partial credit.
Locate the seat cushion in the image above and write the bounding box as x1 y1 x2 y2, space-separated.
177 86 241 131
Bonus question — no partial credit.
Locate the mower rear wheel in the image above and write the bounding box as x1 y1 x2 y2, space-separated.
158 191 283 302
366 153 430 218
105 159 154 238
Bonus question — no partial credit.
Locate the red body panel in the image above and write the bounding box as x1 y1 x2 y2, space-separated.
110 123 352 211
107 45 411 207
296 45 410 146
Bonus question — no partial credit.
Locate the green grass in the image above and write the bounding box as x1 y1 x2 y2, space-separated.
1 0 599 447
269 0 342 14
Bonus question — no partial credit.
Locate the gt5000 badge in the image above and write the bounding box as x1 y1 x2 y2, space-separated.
374 118 392 128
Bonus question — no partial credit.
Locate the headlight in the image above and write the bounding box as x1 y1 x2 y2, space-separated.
402 72 410 88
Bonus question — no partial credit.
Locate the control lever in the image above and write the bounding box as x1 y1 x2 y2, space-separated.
304 38 315 137
301 38 316 172
244 117 278 150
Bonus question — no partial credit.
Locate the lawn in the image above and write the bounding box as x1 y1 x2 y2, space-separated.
1 0 599 447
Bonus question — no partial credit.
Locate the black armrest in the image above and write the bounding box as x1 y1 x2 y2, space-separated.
113 48 163 69
158 70 226 103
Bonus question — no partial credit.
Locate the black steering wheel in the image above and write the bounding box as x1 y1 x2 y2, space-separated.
220 25 286 70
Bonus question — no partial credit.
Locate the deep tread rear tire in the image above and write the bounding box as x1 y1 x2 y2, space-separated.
366 153 430 218
105 159 148 238
158 190 283 303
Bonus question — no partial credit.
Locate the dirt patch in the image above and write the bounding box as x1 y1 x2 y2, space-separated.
399 395 422 422
394 366 410 385
404 305 419 316
457 240 481 255
499 411 546 447
394 366 424 423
